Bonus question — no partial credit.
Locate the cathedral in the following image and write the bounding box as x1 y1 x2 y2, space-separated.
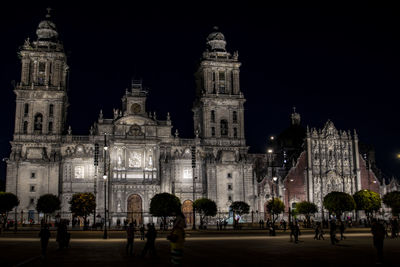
6 11 397 225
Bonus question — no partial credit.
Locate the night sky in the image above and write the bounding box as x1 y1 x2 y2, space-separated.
1 3 399 184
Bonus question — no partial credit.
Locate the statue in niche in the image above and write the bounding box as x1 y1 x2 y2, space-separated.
34 114 43 132
117 155 122 167
148 155 153 167
117 199 121 212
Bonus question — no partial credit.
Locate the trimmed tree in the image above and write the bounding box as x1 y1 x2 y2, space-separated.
230 201 250 229
266 198 285 235
69 192 96 230
150 193 181 230
0 192 19 228
36 194 61 223
323 191 355 220
353 190 381 220
383 191 400 216
296 201 318 228
193 198 217 228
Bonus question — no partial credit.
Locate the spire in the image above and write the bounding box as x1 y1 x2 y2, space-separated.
291 106 301 125
36 8 58 41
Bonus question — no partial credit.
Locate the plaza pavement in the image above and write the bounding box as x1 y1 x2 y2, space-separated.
0 228 399 266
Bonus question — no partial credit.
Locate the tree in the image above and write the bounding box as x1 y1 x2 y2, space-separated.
230 201 250 216
353 190 381 220
150 193 181 230
69 192 96 230
36 194 61 222
296 201 318 228
266 198 285 226
323 191 355 219
0 192 19 227
230 201 250 229
383 191 400 216
193 198 217 228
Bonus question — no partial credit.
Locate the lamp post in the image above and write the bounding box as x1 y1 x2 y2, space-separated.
191 146 196 230
103 133 108 239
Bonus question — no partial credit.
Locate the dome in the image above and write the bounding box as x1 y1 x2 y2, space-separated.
36 19 58 40
206 27 227 52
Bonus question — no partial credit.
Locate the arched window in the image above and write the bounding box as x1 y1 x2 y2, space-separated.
23 121 28 134
24 103 29 117
48 121 53 134
232 111 237 123
211 110 215 123
220 120 228 136
219 71 225 94
233 127 237 138
211 127 215 137
49 104 54 117
34 113 43 134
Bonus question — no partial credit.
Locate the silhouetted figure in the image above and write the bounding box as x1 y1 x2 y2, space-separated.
39 224 51 258
339 221 346 240
289 222 294 242
141 223 157 258
223 220 227 230
140 224 145 240
282 220 287 231
293 222 300 243
126 222 135 255
314 222 320 240
329 220 339 245
168 211 186 266
318 223 325 240
56 220 69 249
371 219 385 264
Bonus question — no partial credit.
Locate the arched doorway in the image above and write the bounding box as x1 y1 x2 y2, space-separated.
127 194 143 225
182 200 193 226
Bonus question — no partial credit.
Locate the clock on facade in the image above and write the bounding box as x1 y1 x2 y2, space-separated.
131 103 141 114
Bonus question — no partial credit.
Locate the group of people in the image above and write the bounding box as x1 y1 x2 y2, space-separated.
38 219 71 259
125 211 187 266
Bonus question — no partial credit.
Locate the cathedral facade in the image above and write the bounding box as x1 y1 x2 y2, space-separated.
6 12 393 224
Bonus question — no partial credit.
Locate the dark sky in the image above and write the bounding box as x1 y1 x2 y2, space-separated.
1 3 399 183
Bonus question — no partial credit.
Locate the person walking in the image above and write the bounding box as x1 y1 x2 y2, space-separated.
282 220 287 232
168 211 186 266
293 221 300 244
140 224 145 240
339 220 346 240
318 223 325 240
39 223 51 259
371 219 385 264
56 220 68 250
329 220 339 245
289 222 295 242
141 223 157 258
126 222 135 256
314 222 320 240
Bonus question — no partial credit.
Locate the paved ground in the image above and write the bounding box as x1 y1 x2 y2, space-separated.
1 230 399 266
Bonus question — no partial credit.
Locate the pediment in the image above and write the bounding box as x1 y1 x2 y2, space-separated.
115 115 156 126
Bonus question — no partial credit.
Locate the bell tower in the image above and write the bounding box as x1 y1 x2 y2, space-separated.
193 27 245 145
6 9 68 214
14 8 68 137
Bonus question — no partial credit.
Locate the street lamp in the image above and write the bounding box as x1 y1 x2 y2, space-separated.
103 133 108 239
